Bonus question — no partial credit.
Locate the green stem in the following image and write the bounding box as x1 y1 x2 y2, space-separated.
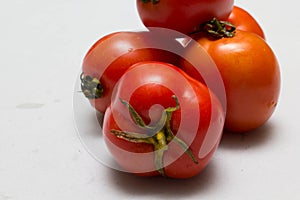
110 96 198 177
199 17 236 38
164 96 198 164
119 98 167 136
154 146 167 176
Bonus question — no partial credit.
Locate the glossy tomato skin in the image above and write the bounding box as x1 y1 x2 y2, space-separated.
136 0 234 34
102 62 225 179
184 30 280 133
82 31 182 113
228 6 265 39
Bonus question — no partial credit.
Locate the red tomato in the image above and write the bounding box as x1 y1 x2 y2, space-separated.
102 61 225 179
228 6 265 39
136 0 234 34
182 30 281 133
81 30 184 113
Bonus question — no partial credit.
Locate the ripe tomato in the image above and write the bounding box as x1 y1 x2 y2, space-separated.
102 61 225 179
81 30 184 113
227 6 265 39
182 30 281 133
136 0 234 34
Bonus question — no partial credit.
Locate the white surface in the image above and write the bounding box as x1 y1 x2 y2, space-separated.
0 0 299 199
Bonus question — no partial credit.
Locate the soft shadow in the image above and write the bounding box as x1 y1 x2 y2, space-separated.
96 111 104 128
219 121 276 150
107 161 219 199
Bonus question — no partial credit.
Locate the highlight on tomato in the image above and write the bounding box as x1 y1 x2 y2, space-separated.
102 61 225 179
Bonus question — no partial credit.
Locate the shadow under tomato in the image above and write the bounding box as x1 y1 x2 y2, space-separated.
87 111 104 137
107 160 219 199
96 111 104 128
219 121 276 150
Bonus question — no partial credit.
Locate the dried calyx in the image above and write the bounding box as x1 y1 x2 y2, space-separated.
200 17 236 38
80 73 104 99
140 0 160 5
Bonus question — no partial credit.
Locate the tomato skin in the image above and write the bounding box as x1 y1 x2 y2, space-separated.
82 31 182 113
136 0 234 34
228 6 265 39
183 30 281 133
102 61 225 178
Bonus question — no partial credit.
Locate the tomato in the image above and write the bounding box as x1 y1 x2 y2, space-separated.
182 30 281 133
81 30 184 113
102 61 225 179
227 6 265 39
136 0 234 34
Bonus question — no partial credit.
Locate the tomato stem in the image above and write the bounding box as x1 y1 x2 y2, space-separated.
119 98 167 135
140 0 160 4
80 73 104 99
199 18 236 38
110 95 198 177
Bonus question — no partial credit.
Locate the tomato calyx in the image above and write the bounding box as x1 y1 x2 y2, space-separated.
200 18 236 38
110 95 198 176
140 0 160 5
80 73 104 99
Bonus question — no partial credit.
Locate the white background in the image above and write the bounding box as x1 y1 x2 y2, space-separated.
1 0 299 199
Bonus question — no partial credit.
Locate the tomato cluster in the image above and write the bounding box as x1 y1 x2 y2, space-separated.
80 1 280 179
